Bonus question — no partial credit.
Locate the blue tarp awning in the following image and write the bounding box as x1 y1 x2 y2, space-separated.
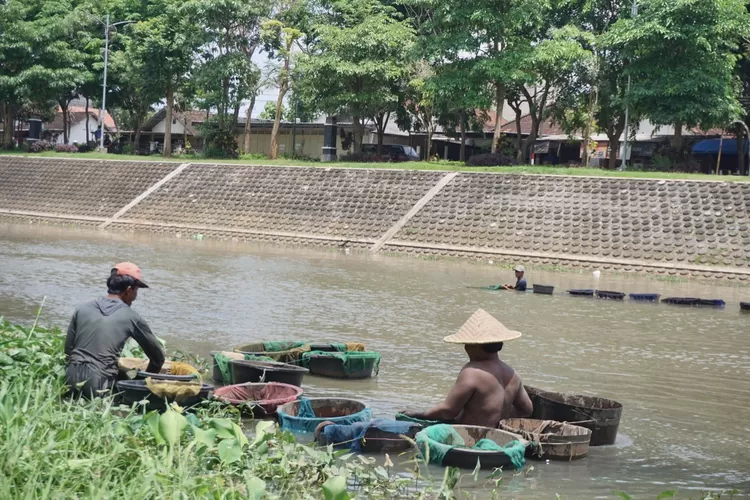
692 138 749 155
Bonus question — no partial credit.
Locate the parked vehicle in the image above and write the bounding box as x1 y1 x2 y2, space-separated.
362 143 420 162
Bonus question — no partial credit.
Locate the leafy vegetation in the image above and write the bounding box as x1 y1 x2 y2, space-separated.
3 0 749 167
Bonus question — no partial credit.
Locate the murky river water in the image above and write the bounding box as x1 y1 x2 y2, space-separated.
1 223 749 498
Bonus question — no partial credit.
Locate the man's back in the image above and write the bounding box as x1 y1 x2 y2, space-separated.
458 359 523 428
66 297 163 379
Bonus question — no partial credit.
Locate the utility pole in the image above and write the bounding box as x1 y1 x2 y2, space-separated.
97 15 135 152
292 98 299 154
620 0 638 170
99 14 110 152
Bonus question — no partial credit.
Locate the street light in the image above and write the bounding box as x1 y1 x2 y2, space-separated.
620 0 638 171
94 15 136 152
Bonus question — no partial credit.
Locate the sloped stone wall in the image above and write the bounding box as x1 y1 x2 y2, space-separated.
119 164 445 241
388 174 750 270
1 156 749 279
0 157 177 219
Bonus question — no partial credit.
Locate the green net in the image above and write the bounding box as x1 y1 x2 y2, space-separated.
214 353 234 384
215 353 275 384
415 424 526 469
262 341 309 352
301 351 381 375
395 413 446 427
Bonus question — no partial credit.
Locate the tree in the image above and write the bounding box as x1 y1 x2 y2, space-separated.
542 0 637 169
196 0 267 137
429 60 491 161
509 26 594 161
129 0 203 157
295 0 415 154
606 0 750 149
0 0 88 148
398 60 438 158
262 5 303 160
415 0 547 153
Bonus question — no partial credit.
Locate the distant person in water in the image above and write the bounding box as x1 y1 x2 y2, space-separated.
502 265 527 291
65 263 164 398
401 309 533 428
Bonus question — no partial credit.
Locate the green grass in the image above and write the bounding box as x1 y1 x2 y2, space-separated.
3 150 749 181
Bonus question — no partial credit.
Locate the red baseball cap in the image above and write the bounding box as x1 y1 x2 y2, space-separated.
113 262 149 288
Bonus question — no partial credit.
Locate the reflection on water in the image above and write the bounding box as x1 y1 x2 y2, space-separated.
1 223 749 498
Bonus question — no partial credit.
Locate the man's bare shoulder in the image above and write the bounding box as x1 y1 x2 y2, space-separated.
458 363 502 383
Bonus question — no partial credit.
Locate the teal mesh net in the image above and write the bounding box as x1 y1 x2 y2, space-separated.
277 397 373 433
395 412 447 427
415 424 526 469
262 341 309 352
300 351 381 376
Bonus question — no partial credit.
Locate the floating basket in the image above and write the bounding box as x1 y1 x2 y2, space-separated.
276 397 371 433
213 382 302 417
532 284 554 295
498 418 592 460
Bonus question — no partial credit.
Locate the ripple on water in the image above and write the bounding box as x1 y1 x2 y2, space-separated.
1 224 750 498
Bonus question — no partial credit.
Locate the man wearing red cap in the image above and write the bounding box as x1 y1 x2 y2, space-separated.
65 262 165 398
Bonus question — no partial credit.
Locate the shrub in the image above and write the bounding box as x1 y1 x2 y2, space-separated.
466 152 518 166
55 143 79 153
338 152 390 163
199 121 239 159
28 140 54 153
281 151 319 162
239 153 268 161
121 143 135 155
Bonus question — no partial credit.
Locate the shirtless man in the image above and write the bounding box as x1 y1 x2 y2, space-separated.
401 309 533 428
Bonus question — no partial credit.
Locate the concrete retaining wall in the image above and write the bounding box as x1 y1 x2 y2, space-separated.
1 156 749 280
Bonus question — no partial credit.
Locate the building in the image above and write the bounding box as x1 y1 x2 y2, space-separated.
1 106 117 146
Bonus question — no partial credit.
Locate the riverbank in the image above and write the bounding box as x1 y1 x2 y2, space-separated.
2 155 749 280
0 318 443 498
3 151 750 181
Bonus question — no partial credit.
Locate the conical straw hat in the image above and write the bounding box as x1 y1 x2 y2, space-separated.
443 309 522 344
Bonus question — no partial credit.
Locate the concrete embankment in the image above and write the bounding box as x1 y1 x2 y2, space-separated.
1 156 749 280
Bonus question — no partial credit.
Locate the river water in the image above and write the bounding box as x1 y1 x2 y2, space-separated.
1 223 749 498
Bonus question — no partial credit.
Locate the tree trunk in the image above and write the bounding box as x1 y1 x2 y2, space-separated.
3 104 14 149
134 124 142 154
85 97 90 144
608 137 620 169
243 94 256 154
514 110 523 162
459 111 466 162
164 86 174 157
671 121 683 150
59 102 70 144
270 87 287 160
353 115 364 154
426 128 433 160
491 83 506 153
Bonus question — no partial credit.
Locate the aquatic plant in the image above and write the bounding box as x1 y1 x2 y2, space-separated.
1 317 742 499
0 317 437 498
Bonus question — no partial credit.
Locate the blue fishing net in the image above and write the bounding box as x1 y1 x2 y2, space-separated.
321 419 416 452
297 397 316 418
415 424 526 469
277 397 372 433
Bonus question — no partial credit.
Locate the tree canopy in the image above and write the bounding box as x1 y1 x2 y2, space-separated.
2 0 750 165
